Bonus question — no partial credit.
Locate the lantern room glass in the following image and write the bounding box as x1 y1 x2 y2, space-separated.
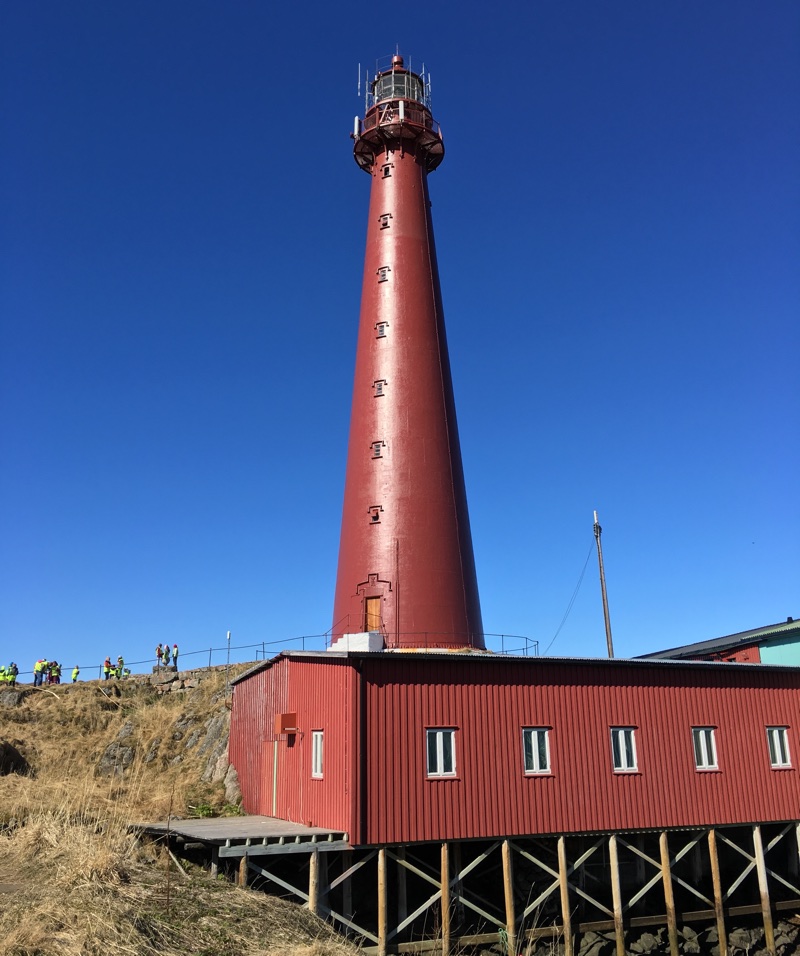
373 71 424 104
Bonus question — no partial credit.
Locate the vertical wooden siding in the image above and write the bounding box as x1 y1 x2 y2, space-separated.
230 657 358 836
229 660 288 816
362 657 800 845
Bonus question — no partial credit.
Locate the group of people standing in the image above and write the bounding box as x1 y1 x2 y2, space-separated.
32 659 71 685
0 663 19 686
14 645 183 686
155 643 179 668
102 656 128 680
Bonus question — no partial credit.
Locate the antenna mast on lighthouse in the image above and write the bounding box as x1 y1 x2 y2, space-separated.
332 54 484 652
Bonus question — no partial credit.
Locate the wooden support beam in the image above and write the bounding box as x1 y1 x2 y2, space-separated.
210 846 219 879
557 835 573 956
708 829 728 956
378 847 387 956
502 839 517 956
309 849 320 916
441 843 451 956
608 834 625 956
753 825 776 956
238 852 248 888
659 831 679 956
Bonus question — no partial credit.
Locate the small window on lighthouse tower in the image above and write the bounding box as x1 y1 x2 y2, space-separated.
378 213 393 229
377 266 391 283
375 321 389 338
381 163 393 178
373 379 387 396
368 505 383 523
371 441 385 458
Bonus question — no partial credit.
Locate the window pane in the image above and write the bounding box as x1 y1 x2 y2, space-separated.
312 731 323 776
623 731 634 768
537 731 549 772
768 729 778 765
611 728 636 770
705 730 716 767
693 728 716 768
693 729 704 766
523 731 534 772
768 727 790 767
427 731 438 774
441 731 454 774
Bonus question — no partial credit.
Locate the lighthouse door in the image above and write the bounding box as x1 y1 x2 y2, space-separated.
364 597 381 632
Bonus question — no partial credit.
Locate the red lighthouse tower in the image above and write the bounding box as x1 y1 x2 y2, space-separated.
332 55 484 652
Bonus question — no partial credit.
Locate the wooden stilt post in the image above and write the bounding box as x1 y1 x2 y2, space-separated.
608 834 625 956
502 839 517 956
398 846 408 940
238 852 248 888
753 825 776 956
378 847 387 956
708 829 728 956
659 831 679 956
441 842 451 956
309 849 320 915
557 835 573 956
210 846 219 879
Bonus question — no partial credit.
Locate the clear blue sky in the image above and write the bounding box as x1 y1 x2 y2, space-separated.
2 1 798 677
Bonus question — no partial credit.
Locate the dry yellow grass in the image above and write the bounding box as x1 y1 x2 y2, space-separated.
0 672 359 956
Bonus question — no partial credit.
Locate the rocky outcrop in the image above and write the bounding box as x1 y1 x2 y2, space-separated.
94 678 235 795
0 689 26 709
0 740 28 775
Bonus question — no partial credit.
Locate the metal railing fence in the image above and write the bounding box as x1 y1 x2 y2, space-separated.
9 631 537 683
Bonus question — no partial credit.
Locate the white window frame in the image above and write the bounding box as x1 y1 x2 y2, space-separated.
426 728 456 778
610 727 637 772
311 730 324 778
692 727 718 770
522 727 551 774
767 726 791 768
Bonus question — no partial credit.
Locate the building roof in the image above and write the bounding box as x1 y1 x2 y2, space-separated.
637 617 799 660
230 643 800 686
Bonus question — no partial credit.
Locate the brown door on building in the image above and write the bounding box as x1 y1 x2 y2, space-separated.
364 596 381 632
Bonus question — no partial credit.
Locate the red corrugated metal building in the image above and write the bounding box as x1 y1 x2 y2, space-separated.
229 652 800 847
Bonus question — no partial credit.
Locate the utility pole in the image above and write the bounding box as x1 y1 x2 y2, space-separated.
225 630 231 696
593 510 615 658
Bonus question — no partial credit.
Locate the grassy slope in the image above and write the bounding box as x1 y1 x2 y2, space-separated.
0 673 357 956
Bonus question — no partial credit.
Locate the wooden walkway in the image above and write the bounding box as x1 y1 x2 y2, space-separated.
134 814 350 858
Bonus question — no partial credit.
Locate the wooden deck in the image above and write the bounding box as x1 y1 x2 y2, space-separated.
134 814 350 858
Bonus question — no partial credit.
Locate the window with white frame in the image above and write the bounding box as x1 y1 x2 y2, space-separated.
426 728 456 777
610 727 637 772
522 727 551 774
692 727 718 770
767 726 791 768
311 730 324 778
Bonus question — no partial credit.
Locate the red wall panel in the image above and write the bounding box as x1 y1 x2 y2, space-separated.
360 656 800 845
230 656 358 837
229 660 288 817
